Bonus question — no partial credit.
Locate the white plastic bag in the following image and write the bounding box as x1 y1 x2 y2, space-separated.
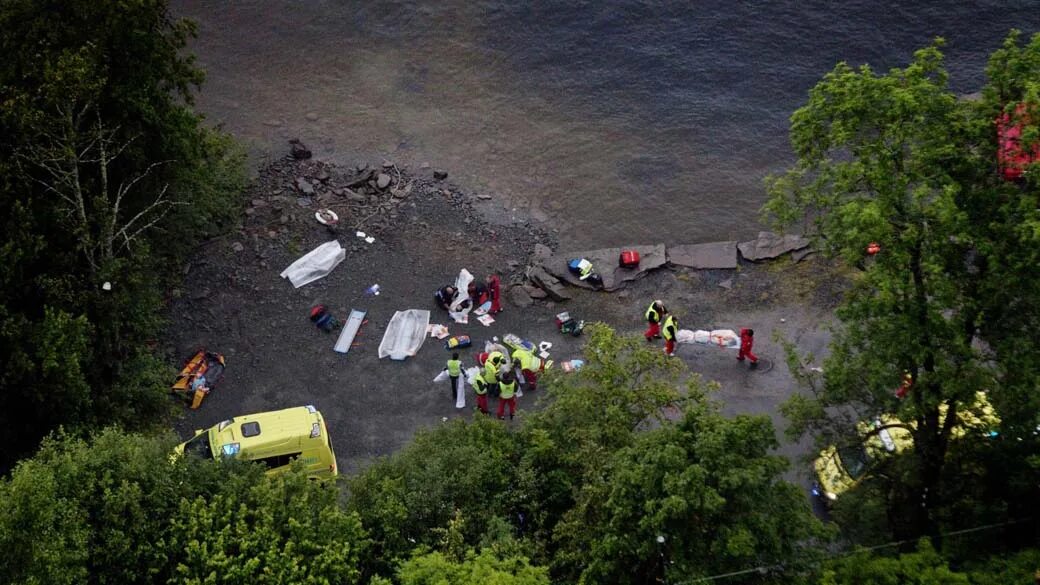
280 241 346 288
433 370 449 383
450 269 474 313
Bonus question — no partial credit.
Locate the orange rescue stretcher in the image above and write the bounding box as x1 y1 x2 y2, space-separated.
172 350 226 409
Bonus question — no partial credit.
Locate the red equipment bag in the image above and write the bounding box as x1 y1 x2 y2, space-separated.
619 250 640 268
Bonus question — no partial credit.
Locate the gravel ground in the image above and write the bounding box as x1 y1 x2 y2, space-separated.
166 152 843 503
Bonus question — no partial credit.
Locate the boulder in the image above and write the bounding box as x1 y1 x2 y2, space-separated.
737 231 810 261
296 177 315 195
531 243 553 262
508 285 534 308
543 244 667 292
289 139 312 159
376 173 391 189
433 170 449 180
523 285 548 300
667 241 738 269
526 265 571 302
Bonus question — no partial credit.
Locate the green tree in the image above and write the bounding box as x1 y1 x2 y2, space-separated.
0 0 245 468
819 540 969 585
0 429 367 585
350 325 826 584
386 549 549 585
346 416 521 578
766 33 1040 540
167 471 367 585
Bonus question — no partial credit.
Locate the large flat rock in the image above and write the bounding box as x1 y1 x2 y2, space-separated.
737 231 810 261
544 244 667 292
667 241 738 269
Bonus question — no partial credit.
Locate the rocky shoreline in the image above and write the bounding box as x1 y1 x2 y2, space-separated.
167 141 842 489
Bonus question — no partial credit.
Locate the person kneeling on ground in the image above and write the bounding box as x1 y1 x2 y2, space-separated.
497 371 518 420
435 285 457 310
511 347 538 392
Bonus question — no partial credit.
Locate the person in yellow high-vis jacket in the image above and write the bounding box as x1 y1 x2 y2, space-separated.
497 371 518 420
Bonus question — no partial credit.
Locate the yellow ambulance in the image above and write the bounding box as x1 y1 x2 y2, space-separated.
176 405 338 480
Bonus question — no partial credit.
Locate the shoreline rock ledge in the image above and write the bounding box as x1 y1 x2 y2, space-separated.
737 231 810 262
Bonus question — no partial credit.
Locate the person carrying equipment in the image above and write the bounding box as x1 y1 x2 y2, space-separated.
445 353 462 401
736 328 758 365
644 300 667 341
497 371 518 420
662 314 678 357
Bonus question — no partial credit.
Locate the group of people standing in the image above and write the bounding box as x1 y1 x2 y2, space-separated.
444 349 523 419
644 299 758 365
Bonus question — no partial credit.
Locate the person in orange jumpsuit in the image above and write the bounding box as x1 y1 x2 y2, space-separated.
736 328 758 365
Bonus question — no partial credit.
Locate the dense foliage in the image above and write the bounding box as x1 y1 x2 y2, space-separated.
0 429 367 585
349 324 827 584
766 31 1040 547
0 0 245 469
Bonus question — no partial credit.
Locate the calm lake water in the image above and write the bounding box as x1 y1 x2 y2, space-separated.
173 0 1039 247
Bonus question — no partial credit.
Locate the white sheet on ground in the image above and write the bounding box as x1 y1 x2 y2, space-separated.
378 309 431 360
455 375 466 409
280 240 346 288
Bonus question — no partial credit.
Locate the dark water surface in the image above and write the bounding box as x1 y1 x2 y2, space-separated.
173 0 1038 247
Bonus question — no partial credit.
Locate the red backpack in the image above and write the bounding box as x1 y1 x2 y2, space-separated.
619 250 640 268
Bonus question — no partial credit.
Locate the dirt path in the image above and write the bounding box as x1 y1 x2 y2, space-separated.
167 153 840 500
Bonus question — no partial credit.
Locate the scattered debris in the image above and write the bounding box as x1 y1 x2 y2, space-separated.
477 314 495 327
315 209 339 226
231 242 245 252
718 278 733 290
543 244 667 292
433 170 448 180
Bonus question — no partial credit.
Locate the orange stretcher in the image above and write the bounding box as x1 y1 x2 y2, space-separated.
172 350 226 409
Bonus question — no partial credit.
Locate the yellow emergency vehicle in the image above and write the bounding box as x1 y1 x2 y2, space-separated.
175 405 338 480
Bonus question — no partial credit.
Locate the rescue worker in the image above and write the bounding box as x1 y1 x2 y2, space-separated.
511 347 538 391
487 274 503 314
444 352 462 402
434 285 456 310
736 328 758 365
484 350 505 398
644 300 667 341
472 374 489 414
662 314 678 357
497 371 518 420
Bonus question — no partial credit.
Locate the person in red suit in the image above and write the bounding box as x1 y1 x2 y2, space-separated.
737 328 758 365
487 274 502 314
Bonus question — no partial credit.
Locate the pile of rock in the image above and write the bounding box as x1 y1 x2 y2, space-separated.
515 232 814 303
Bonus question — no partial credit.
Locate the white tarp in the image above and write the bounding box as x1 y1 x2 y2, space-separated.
280 240 346 288
378 309 431 360
676 328 739 349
